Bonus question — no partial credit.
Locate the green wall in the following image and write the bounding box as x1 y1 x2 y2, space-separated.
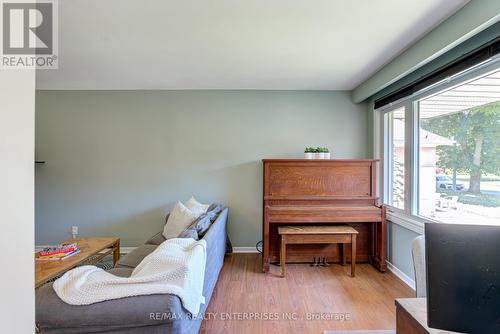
388 223 420 281
35 90 367 247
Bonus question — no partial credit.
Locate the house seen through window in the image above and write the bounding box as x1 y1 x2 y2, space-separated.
418 69 500 225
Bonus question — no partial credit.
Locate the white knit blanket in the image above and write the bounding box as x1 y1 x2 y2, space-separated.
53 238 207 314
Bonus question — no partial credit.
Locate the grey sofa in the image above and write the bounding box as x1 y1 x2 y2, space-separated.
36 207 230 334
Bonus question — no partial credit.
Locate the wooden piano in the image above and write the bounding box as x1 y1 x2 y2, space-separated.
262 159 387 273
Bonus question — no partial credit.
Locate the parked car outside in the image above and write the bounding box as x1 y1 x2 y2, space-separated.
436 175 465 190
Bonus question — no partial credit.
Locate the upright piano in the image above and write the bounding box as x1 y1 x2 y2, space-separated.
262 159 387 273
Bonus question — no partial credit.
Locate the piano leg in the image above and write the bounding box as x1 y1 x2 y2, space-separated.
262 206 270 273
351 234 357 277
370 207 388 272
370 222 375 260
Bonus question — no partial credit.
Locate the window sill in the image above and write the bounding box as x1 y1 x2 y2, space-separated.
386 210 426 234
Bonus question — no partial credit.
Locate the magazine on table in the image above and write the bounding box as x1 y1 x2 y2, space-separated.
35 249 81 261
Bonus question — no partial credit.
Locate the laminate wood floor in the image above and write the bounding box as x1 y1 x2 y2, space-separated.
200 254 413 334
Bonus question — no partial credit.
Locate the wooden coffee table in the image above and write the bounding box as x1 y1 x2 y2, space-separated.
35 237 120 288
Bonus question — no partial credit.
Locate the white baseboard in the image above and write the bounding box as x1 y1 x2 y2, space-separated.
232 247 258 253
120 247 136 254
387 260 415 290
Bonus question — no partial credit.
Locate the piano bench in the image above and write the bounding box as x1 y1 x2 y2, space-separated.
277 225 359 278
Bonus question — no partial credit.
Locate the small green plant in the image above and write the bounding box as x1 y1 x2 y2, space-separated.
315 147 329 153
305 147 329 153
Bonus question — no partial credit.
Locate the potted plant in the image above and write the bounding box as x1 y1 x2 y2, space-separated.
315 147 324 159
323 147 331 159
304 147 315 159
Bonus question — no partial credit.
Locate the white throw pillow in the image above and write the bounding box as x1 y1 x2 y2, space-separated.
162 201 200 239
185 196 209 216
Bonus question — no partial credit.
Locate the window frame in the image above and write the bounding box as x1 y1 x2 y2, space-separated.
382 104 410 213
376 57 500 233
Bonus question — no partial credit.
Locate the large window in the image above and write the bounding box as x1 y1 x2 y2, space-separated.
381 62 500 226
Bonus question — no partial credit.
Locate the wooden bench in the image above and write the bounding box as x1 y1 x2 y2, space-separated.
277 225 358 278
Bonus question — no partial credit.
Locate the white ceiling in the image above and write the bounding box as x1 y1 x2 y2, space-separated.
36 0 469 90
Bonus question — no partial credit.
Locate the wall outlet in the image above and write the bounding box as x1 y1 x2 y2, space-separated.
71 226 78 237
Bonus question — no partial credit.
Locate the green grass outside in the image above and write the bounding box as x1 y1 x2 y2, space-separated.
438 189 500 208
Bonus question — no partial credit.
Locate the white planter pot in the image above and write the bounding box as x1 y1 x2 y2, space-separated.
324 152 331 159
304 152 314 159
315 152 325 159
